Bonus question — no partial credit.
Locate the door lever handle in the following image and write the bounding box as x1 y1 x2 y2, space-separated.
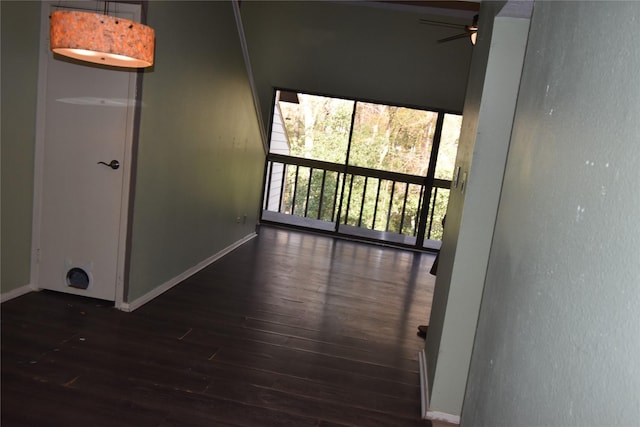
97 160 120 170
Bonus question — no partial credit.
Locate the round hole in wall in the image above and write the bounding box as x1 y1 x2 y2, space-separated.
66 268 90 289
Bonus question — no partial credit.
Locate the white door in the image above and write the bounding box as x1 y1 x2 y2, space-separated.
34 1 140 302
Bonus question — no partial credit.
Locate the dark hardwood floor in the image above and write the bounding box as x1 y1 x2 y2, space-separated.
1 226 435 426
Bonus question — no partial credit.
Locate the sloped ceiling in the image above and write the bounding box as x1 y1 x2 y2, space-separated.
376 0 480 15
240 0 477 133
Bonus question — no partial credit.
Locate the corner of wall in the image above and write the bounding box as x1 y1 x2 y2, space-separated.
426 0 532 417
1 284 36 304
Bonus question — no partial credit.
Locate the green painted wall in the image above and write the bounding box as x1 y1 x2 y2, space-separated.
126 1 265 302
0 1 41 294
0 1 265 303
463 1 640 425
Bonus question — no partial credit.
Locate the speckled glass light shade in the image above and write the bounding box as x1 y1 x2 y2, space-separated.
50 10 155 68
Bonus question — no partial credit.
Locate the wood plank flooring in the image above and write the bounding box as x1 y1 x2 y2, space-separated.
1 226 436 426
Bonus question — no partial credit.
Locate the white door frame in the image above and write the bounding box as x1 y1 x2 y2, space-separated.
31 1 141 309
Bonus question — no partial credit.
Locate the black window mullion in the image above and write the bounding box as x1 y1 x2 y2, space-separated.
335 101 358 232
332 172 341 223
304 167 313 218
399 182 409 234
386 181 396 232
264 161 273 210
358 176 368 227
415 112 445 246
372 178 382 229
344 174 355 225
291 165 300 215
278 163 287 213
427 187 438 240
318 170 327 220
414 183 425 236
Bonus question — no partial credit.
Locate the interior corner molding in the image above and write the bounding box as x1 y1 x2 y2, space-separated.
419 349 462 425
119 232 257 312
419 349 431 419
231 0 269 154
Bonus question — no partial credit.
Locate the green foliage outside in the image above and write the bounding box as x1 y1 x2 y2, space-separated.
277 93 460 242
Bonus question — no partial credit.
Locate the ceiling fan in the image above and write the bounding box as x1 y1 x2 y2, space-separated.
419 14 479 45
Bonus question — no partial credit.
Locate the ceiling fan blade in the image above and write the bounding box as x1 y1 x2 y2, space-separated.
437 32 472 43
418 18 465 30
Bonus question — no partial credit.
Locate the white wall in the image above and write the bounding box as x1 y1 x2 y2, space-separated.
462 1 640 425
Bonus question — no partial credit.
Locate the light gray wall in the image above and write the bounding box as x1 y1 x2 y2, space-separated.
240 1 474 132
462 1 640 425
425 0 533 417
127 1 265 302
0 1 41 294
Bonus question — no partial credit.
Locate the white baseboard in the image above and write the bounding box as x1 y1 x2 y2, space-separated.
1 284 36 303
419 349 431 419
418 349 461 425
119 232 257 312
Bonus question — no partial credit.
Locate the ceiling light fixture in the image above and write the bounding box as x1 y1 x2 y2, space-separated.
50 8 155 68
469 15 478 45
431 14 479 46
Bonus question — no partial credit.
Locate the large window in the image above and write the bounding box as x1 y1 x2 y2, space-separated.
264 90 462 247
277 92 354 164
349 103 439 176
